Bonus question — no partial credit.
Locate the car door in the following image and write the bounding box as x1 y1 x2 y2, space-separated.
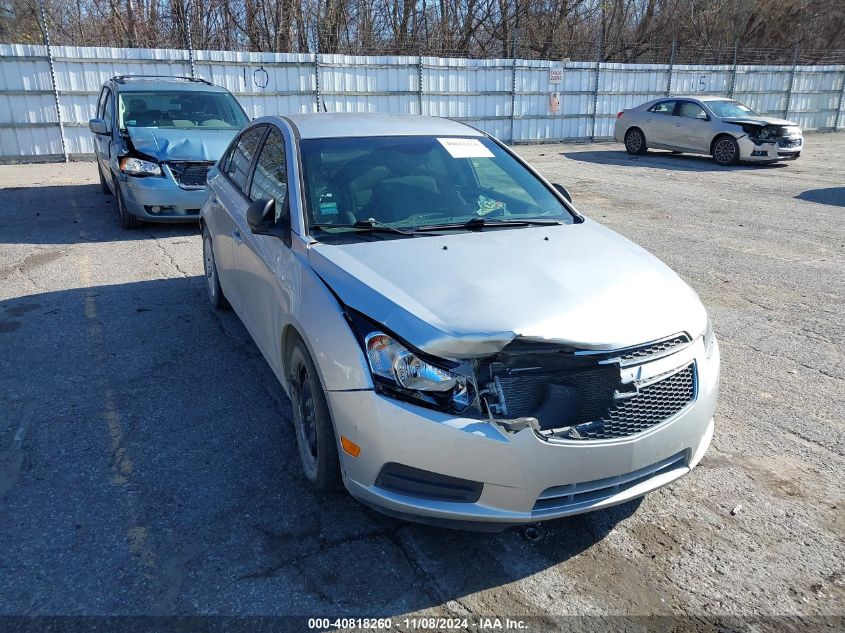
641 100 677 147
674 100 713 152
233 126 296 372
211 125 268 311
93 87 114 179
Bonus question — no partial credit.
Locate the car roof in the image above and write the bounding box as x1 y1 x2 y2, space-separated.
664 95 734 102
278 113 485 139
111 77 230 94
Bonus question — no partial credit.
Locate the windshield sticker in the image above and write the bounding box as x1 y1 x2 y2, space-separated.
476 194 506 215
437 137 494 159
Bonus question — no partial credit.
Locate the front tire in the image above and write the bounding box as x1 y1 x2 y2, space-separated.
712 135 740 166
202 225 229 310
288 338 340 491
624 128 647 155
113 177 141 229
98 164 110 194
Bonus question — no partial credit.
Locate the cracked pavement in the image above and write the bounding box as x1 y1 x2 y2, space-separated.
0 136 842 630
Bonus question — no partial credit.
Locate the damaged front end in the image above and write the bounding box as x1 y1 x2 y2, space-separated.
476 335 696 440
349 305 700 444
731 122 803 160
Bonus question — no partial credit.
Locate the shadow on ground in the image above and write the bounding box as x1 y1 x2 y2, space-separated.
0 182 197 245
561 149 789 172
796 186 845 207
0 277 638 615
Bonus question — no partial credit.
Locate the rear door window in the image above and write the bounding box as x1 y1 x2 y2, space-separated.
225 126 266 193
648 101 676 115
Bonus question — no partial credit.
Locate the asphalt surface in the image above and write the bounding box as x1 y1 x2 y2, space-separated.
0 136 843 631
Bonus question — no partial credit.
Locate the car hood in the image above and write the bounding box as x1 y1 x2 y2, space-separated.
307 220 707 358
722 115 799 128
126 127 239 161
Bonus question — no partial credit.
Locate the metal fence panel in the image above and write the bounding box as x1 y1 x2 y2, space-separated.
1 44 844 161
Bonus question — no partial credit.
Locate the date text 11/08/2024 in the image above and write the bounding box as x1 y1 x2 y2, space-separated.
308 617 529 630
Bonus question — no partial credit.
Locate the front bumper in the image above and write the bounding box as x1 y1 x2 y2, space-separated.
737 135 803 162
327 337 720 529
120 172 208 223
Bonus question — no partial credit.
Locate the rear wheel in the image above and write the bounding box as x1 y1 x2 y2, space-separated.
624 128 647 155
202 225 229 310
712 135 740 166
113 177 141 229
288 338 340 491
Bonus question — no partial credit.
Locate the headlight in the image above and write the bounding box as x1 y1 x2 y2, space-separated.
119 156 162 177
704 316 716 359
364 332 475 412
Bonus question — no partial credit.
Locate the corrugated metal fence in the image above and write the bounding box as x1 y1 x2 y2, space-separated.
2 43 844 162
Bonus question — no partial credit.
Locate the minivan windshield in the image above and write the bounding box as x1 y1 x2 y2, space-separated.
707 99 759 118
118 91 248 130
300 135 574 240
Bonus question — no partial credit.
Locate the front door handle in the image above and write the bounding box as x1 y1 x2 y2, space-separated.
232 228 242 244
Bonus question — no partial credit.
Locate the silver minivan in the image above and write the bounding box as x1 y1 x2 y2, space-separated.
89 76 248 229
201 114 720 530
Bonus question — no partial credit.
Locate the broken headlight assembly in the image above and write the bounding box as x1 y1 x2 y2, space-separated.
119 156 162 177
364 333 476 413
345 311 476 413
741 125 775 146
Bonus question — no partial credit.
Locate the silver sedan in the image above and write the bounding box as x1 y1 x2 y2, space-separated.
614 96 803 165
201 113 720 530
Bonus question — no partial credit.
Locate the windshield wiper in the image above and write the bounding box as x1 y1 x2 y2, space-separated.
310 219 416 236
414 217 562 232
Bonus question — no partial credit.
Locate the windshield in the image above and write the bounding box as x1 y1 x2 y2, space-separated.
300 135 574 240
118 91 248 130
707 100 759 118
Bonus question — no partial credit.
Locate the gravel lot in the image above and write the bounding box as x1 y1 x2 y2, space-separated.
0 134 843 631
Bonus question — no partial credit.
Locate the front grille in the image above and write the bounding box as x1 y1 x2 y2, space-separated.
616 334 691 365
778 138 801 148
168 161 213 187
565 363 696 440
533 451 688 513
375 463 483 503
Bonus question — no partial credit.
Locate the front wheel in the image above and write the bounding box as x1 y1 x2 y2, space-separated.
202 225 229 310
712 136 740 166
113 178 141 229
98 164 110 194
288 338 340 491
624 128 647 155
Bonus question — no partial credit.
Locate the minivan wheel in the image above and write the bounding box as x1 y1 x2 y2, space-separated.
113 178 141 229
97 164 110 194
712 135 740 166
288 338 340 491
624 128 647 155
202 225 229 310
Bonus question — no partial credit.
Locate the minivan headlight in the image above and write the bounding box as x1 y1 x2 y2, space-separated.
364 332 475 412
119 156 162 177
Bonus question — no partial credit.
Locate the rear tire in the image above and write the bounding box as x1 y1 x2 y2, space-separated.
624 128 647 155
113 177 141 229
288 338 340 491
712 135 740 166
202 225 229 310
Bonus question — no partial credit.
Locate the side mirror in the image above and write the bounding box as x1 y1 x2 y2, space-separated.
246 198 275 233
552 183 573 203
89 118 108 135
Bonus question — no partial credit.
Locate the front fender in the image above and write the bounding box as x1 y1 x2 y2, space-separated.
281 245 373 394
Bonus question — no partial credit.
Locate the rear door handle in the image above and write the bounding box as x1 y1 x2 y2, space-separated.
232 229 242 244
